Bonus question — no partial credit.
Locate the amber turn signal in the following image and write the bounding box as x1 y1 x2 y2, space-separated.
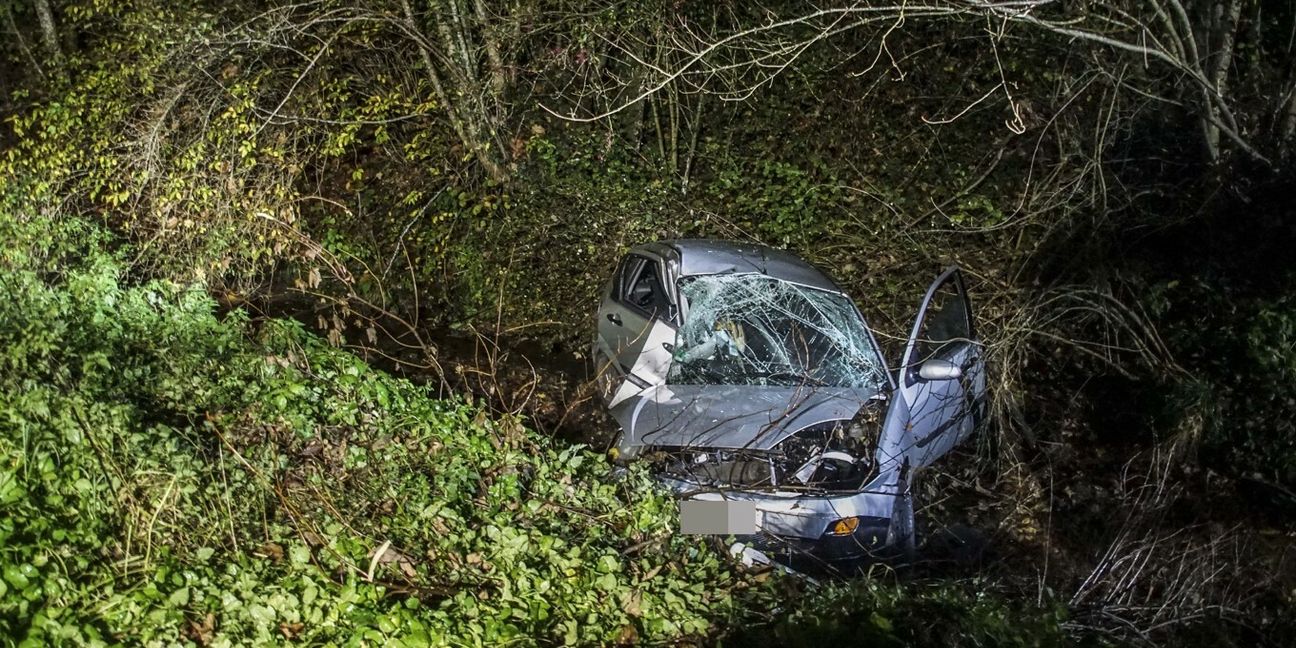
827 517 860 536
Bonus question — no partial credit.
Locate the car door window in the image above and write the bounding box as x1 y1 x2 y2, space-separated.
913 278 971 366
612 255 639 302
623 258 669 317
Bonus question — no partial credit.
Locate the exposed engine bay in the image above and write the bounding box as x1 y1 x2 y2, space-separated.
644 399 884 493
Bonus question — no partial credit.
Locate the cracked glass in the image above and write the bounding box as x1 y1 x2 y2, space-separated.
667 274 887 389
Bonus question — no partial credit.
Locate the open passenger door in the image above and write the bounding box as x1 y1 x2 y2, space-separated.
890 267 987 468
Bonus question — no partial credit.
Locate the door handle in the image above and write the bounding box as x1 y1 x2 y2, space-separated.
606 313 623 326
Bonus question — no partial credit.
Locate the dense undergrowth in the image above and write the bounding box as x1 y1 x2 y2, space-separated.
0 212 1075 645
3 0 1295 644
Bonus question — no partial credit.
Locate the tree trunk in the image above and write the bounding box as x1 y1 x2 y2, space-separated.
32 0 62 62
1202 0 1243 162
399 0 509 183
667 84 679 174
4 3 44 77
1280 81 1296 159
680 94 706 193
617 33 651 149
472 0 508 98
1281 19 1296 157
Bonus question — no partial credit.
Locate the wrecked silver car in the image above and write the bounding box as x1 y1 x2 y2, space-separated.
593 240 987 561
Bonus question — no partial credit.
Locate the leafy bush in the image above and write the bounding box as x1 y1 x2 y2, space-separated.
1147 273 1296 488
725 580 1075 648
1207 293 1296 484
0 211 740 645
0 210 1075 646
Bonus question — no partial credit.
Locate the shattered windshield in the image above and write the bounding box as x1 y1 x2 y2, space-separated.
667 274 887 389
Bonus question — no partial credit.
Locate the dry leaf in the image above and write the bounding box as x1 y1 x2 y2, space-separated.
187 612 216 645
279 622 304 640
257 542 285 562
615 623 639 645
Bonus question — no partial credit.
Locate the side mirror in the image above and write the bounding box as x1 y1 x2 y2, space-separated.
662 342 675 354
918 358 962 381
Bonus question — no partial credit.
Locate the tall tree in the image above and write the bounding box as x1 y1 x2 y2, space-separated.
397 0 514 183
31 0 60 62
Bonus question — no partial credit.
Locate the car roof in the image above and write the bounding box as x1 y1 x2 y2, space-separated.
631 239 842 293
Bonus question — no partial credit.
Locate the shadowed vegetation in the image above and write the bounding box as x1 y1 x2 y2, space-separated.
1 0 1294 645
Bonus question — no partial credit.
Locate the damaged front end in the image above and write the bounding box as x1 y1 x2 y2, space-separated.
644 404 907 562
646 410 881 494
597 242 984 566
605 270 909 562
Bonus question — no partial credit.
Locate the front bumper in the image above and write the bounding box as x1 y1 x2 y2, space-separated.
662 473 902 561
741 515 893 563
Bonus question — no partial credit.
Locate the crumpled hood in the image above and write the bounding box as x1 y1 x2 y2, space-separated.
612 383 882 452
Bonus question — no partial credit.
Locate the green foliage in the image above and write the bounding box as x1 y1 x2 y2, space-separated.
704 157 850 248
1215 294 1296 482
948 194 1007 229
1150 276 1296 486
1246 297 1296 381
0 207 1073 645
447 130 679 333
11 1 1286 643
0 1 454 294
0 210 729 645
726 580 1075 648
